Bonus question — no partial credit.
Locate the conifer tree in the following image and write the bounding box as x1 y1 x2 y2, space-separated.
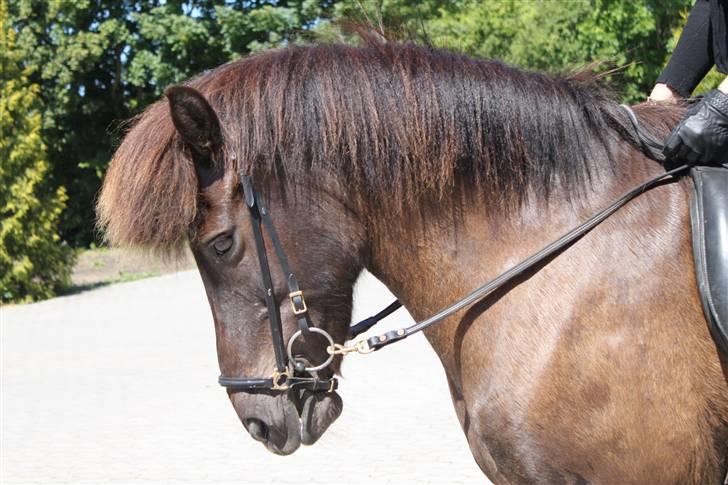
0 0 74 303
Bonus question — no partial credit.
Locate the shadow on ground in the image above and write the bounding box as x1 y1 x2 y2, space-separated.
66 247 196 296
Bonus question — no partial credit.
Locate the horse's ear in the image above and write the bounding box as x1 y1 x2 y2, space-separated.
165 86 222 165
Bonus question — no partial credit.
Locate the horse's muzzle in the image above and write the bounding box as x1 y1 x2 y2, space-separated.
230 388 342 454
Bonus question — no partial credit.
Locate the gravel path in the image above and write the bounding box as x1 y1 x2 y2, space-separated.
2 270 485 484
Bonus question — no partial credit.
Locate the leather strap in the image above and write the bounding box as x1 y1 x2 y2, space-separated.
362 108 688 352
621 105 667 162
218 375 337 392
242 177 288 372
349 300 402 337
345 106 674 347
219 177 335 394
256 194 312 337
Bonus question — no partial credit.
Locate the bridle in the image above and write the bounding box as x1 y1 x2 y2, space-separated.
218 106 687 395
217 176 338 393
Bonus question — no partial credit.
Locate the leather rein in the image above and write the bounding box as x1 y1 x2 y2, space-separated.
218 105 686 394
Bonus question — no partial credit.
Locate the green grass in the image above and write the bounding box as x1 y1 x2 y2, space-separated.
113 271 160 283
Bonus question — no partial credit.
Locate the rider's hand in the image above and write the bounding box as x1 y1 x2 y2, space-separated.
663 89 728 167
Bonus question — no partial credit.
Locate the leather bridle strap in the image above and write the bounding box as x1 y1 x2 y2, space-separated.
333 108 687 354
256 195 312 337
328 106 686 353
344 105 672 346
242 177 289 373
218 375 337 392
217 176 336 392
358 163 688 351
349 300 403 338
620 104 667 163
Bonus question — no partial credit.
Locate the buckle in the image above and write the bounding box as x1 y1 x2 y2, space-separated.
289 290 307 315
270 367 291 391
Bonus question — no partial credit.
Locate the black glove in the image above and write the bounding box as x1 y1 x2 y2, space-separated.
663 89 728 167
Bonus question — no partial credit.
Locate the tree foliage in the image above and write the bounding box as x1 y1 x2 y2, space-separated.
8 0 335 247
4 0 713 256
1 0 75 303
329 0 694 102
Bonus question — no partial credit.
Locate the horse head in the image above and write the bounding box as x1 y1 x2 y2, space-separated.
100 79 369 454
170 85 370 454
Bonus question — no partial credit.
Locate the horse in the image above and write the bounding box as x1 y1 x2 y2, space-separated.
97 41 728 483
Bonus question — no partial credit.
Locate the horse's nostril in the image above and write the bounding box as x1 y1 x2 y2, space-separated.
244 418 269 442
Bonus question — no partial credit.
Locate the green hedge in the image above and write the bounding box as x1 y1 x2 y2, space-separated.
1 1 75 304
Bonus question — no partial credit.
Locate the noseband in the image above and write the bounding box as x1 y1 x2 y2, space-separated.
218 107 687 395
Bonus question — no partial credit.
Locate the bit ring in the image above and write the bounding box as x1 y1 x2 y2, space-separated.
286 327 335 372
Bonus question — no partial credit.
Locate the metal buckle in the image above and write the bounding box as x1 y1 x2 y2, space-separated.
270 367 291 391
289 290 307 315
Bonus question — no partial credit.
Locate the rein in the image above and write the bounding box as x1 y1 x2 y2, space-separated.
218 105 687 394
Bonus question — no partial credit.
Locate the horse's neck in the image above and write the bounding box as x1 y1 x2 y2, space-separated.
366 153 691 363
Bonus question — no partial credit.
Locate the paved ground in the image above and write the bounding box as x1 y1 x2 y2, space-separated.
2 270 486 484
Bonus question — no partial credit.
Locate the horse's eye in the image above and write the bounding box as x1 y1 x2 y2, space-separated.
212 235 234 256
